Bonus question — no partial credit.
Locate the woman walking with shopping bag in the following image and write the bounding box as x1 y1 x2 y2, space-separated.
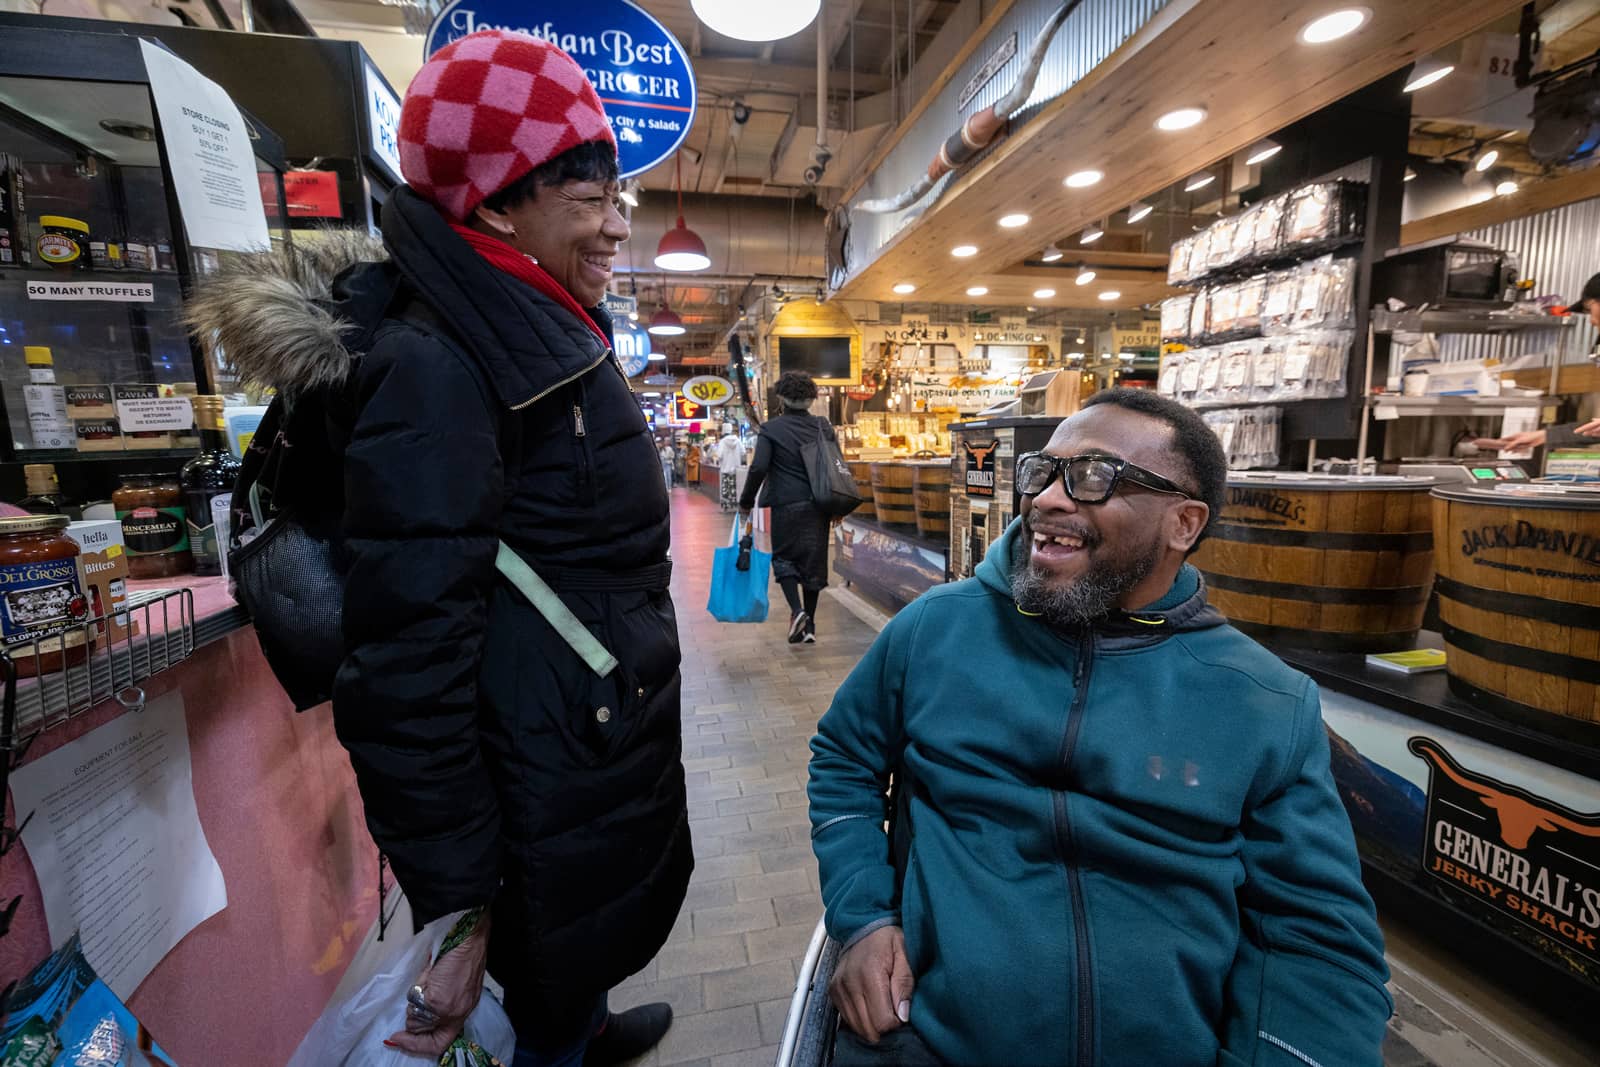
738 372 836 644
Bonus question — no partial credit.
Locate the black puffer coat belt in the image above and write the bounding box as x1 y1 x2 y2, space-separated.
331 188 692 1002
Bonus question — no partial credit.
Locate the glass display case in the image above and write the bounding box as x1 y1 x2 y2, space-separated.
0 25 288 499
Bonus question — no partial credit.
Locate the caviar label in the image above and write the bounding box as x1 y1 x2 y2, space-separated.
117 505 189 556
0 556 88 648
64 385 114 418
112 382 160 402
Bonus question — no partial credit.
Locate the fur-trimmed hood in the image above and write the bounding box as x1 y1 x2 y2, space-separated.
184 229 391 393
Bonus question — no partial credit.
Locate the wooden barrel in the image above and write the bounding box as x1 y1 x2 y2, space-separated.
1431 486 1600 724
847 461 876 519
871 462 918 526
913 462 951 540
1190 474 1437 652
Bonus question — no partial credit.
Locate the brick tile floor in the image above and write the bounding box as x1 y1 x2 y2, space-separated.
611 489 878 1067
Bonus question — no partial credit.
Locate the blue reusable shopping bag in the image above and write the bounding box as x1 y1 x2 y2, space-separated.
707 516 770 623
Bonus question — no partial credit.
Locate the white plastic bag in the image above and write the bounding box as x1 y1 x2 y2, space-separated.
288 900 517 1067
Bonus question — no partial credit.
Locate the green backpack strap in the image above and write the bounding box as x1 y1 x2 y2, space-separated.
495 542 619 678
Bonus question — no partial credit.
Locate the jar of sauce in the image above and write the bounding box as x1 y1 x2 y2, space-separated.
0 514 91 677
36 215 90 271
113 476 193 579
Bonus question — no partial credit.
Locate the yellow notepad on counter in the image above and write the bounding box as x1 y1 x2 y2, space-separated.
1365 649 1447 674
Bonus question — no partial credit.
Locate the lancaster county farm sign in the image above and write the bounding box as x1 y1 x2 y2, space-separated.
426 0 697 178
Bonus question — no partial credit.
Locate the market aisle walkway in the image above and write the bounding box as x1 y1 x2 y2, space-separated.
614 488 1583 1067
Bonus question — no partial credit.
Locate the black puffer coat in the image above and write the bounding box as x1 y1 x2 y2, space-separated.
329 189 691 1005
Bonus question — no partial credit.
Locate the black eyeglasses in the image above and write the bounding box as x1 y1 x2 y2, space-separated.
1016 452 1194 504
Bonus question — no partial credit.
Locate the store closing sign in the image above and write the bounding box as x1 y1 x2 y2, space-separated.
683 375 733 407
424 0 696 179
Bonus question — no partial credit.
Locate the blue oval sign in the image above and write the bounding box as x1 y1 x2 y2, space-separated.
424 1 697 179
614 320 651 376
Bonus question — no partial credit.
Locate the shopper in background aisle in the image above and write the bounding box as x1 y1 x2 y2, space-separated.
809 389 1392 1067
1475 271 1600 453
713 426 743 512
330 31 688 1067
658 438 676 492
685 439 702 485
739 372 835 643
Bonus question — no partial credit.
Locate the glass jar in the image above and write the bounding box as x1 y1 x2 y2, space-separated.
0 514 90 677
113 475 193 579
36 215 90 271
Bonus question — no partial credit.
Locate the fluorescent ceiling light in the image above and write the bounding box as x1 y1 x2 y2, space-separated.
1075 266 1096 286
892 282 917 294
1064 169 1103 188
1126 201 1153 224
691 0 821 42
1155 107 1206 131
1041 243 1065 263
999 213 1030 228
619 182 639 208
1098 290 1122 301
647 353 667 361
1184 172 1215 192
1299 8 1370 45
1033 288 1057 299
1245 139 1282 166
1080 220 1106 244
966 286 990 297
1473 147 1499 173
643 391 661 397
951 244 979 258
1404 56 1454 93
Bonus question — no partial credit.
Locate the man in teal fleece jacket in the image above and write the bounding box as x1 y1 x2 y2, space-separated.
809 389 1393 1066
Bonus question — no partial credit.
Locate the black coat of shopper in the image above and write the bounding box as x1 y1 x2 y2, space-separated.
290 189 688 1006
738 409 834 509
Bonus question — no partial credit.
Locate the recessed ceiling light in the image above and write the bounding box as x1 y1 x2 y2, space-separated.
1155 107 1206 131
628 310 639 321
1245 139 1282 166
892 282 917 294
1404 167 1418 182
1075 266 1096 286
1033 288 1057 299
1184 172 1215 192
999 213 1031 228
951 245 979 258
1299 8 1370 45
1041 243 1065 263
1098 290 1122 301
619 180 640 207
1404 56 1454 93
1064 170 1104 188
1473 147 1499 173
642 391 661 397
1080 219 1106 244
1495 178 1518 196
647 353 667 361
1126 201 1153 224
966 286 990 297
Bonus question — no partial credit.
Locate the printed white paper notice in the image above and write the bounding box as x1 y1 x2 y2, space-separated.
139 41 269 253
116 397 195 432
9 693 227 999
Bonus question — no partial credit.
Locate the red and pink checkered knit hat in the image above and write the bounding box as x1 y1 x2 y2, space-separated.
399 30 616 221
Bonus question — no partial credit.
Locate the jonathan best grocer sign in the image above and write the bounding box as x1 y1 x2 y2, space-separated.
425 0 696 179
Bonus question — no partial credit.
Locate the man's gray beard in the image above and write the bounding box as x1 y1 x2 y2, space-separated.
1010 544 1157 629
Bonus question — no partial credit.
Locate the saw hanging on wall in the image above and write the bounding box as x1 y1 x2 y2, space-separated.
855 0 1089 216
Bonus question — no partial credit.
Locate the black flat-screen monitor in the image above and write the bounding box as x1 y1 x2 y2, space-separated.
778 335 854 381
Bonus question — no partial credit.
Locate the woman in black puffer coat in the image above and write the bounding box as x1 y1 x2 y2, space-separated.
739 371 836 643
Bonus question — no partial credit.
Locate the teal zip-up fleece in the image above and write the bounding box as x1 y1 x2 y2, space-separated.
809 519 1392 1067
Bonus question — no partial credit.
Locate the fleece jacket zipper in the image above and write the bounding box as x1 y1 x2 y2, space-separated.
1051 628 1097 1066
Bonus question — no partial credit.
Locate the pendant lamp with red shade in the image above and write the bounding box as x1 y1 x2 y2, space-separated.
654 153 710 272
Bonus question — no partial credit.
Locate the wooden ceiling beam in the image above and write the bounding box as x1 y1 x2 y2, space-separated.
1400 164 1600 246
835 0 1527 308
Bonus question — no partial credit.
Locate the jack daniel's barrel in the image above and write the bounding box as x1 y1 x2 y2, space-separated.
1190 474 1437 652
847 461 876 519
913 463 952 540
871 463 918 526
1432 486 1600 723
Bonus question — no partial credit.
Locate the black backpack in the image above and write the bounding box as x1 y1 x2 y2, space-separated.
228 299 522 710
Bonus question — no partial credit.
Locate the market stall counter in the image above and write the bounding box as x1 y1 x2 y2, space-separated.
0 577 378 1065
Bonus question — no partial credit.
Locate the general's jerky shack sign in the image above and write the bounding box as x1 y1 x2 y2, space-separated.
425 0 696 179
1410 737 1600 962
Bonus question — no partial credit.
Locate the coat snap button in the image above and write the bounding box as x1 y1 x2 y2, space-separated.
636 687 645 699
596 706 612 724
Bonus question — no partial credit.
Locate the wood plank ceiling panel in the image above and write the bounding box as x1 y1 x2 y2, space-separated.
836 0 1528 309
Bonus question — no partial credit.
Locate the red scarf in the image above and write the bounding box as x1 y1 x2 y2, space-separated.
449 223 610 347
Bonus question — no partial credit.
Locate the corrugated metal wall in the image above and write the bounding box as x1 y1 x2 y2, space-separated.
849 0 1169 266
1439 197 1600 365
